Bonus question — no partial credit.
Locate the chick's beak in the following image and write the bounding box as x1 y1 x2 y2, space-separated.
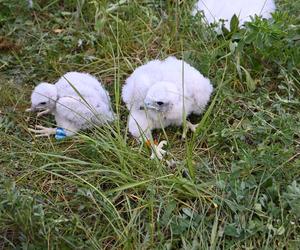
26 106 47 113
26 107 35 112
144 101 160 111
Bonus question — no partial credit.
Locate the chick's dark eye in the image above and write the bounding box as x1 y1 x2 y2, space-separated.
156 101 164 106
40 102 47 105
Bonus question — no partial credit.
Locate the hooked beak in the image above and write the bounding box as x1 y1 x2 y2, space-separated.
143 102 160 111
26 107 35 112
26 106 49 113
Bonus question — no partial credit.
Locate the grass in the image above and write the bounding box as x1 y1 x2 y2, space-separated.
0 0 300 249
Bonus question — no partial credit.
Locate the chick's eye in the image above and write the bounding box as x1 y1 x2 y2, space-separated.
40 102 47 105
156 101 164 106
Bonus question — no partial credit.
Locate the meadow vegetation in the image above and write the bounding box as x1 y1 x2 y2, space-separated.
0 0 299 248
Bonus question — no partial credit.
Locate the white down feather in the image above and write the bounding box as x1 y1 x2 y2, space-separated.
192 0 276 29
122 56 213 139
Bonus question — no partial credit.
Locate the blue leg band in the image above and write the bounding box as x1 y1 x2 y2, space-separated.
55 127 67 140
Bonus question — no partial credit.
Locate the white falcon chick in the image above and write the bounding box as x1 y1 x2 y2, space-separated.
27 72 114 139
122 56 213 159
192 0 276 30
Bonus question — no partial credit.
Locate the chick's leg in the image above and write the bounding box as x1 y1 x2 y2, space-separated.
182 121 199 139
149 140 167 160
28 125 56 137
187 121 199 133
129 110 168 160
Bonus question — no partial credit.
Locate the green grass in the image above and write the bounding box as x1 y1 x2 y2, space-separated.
1 0 300 249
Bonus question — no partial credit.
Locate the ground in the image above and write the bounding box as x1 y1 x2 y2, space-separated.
0 0 299 249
